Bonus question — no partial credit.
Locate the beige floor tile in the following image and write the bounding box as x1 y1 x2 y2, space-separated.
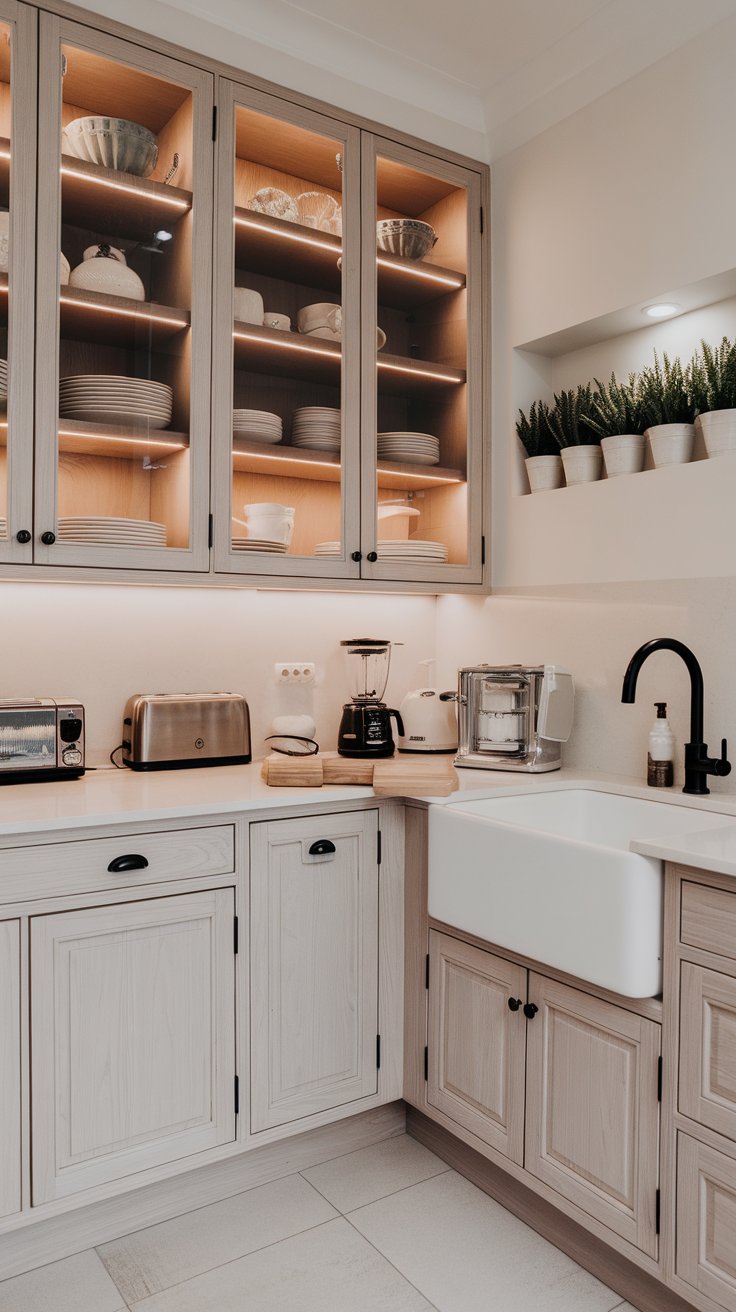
130 1217 434 1312
302 1134 449 1212
0 1250 125 1312
98 1172 337 1302
350 1170 625 1312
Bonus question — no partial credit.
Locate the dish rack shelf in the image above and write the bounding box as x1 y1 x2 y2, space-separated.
231 436 464 489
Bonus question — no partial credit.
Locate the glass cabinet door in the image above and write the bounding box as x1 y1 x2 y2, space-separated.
34 16 213 570
0 0 36 564
361 136 485 584
212 81 361 577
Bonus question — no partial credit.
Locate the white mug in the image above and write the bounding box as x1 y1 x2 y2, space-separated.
263 311 291 331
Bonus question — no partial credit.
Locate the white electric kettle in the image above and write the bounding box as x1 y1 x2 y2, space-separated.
398 660 458 754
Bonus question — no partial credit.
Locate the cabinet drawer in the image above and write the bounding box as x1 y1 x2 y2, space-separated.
681 881 736 961
0 825 235 902
680 962 736 1142
677 1132 736 1311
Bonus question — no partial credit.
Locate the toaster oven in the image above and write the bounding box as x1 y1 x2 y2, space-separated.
0 699 85 782
455 665 574 772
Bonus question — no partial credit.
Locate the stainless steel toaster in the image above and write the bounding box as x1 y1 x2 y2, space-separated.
455 665 574 772
122 693 251 771
0 698 85 782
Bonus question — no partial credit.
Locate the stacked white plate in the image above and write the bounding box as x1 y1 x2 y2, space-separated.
0 518 6 538
377 431 440 466
315 538 448 563
231 537 288 554
58 516 167 548
233 409 282 444
291 406 341 452
0 358 7 402
59 376 173 429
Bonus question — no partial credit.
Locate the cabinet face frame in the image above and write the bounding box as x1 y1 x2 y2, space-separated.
34 14 214 571
0 0 36 563
525 971 661 1259
0 918 21 1219
360 134 485 586
211 78 362 579
427 930 526 1162
30 887 236 1203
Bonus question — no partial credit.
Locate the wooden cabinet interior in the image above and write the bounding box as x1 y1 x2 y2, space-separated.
55 41 196 548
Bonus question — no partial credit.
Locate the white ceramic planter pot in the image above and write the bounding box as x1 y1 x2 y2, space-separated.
697 409 736 458
645 423 694 467
560 444 602 485
600 433 646 477
525 454 563 493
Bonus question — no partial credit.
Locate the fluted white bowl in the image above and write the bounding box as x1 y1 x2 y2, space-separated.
64 116 158 177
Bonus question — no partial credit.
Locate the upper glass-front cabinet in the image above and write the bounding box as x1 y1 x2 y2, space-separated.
212 82 361 578
0 0 36 564
34 16 213 570
361 137 484 584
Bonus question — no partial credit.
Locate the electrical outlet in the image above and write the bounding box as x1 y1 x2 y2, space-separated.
274 662 315 683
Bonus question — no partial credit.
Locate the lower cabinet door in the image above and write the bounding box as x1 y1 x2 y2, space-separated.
677 1131 736 1311
0 919 21 1219
427 931 526 1163
525 973 661 1257
250 811 379 1132
31 889 236 1204
680 961 736 1142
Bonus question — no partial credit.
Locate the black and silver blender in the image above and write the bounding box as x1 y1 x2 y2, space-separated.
337 638 404 758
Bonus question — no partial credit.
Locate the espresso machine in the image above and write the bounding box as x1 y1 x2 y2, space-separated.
337 638 405 758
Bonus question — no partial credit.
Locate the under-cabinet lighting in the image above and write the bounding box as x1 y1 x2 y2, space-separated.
376 359 464 384
60 165 190 210
58 428 187 451
233 328 340 361
231 446 462 485
0 147 9 161
376 467 463 484
642 303 681 319
59 292 189 330
232 327 463 384
376 257 464 289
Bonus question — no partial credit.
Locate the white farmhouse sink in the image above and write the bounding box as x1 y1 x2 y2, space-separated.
428 789 735 997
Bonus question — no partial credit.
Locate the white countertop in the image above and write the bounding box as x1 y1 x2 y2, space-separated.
1 761 736 877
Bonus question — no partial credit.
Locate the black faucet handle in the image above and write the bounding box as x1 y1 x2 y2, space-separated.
715 739 732 777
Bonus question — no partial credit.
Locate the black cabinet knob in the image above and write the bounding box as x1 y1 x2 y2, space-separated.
15 529 31 544
523 1002 539 1020
507 997 522 1012
351 550 362 561
366 551 378 562
107 854 149 874
40 531 56 545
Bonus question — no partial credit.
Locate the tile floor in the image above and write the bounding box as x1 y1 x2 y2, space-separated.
0 1136 642 1312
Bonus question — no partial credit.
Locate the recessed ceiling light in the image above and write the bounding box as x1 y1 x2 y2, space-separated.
642 303 681 319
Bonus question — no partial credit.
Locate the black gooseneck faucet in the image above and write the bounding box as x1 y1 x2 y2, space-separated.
621 638 731 795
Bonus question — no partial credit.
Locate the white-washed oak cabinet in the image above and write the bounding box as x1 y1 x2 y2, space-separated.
0 918 21 1220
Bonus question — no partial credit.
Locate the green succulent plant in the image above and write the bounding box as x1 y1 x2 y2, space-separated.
547 385 600 448
687 336 736 414
637 351 694 426
515 399 558 458
583 372 643 439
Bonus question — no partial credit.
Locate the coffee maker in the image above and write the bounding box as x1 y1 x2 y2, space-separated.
337 638 404 758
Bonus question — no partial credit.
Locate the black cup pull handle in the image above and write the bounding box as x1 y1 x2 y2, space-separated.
107 854 149 873
308 839 336 857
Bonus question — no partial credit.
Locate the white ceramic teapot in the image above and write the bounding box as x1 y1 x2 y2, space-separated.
69 243 145 301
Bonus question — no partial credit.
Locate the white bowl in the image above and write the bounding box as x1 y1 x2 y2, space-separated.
64 116 158 177
376 219 437 260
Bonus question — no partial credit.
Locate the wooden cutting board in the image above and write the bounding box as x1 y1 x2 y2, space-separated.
261 751 457 795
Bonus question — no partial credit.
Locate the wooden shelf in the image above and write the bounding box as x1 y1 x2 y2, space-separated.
232 320 465 391
61 154 192 240
233 207 465 308
232 437 463 489
0 138 8 209
57 418 188 460
58 285 190 348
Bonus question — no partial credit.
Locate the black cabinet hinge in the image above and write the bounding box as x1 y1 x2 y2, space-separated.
424 1045 429 1081
208 513 214 549
212 105 218 141
655 1187 660 1235
657 1055 663 1101
233 915 239 955
425 953 430 990
481 535 486 566
377 829 382 866
479 205 484 234
376 1034 381 1069
234 1074 240 1116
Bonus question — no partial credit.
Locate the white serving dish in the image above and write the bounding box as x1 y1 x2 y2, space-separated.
64 116 158 177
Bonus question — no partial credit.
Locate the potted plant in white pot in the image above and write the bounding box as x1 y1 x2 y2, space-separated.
583 372 645 477
516 400 563 492
687 336 736 458
547 385 602 485
638 351 695 467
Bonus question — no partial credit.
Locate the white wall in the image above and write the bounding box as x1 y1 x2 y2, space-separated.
3 583 435 765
